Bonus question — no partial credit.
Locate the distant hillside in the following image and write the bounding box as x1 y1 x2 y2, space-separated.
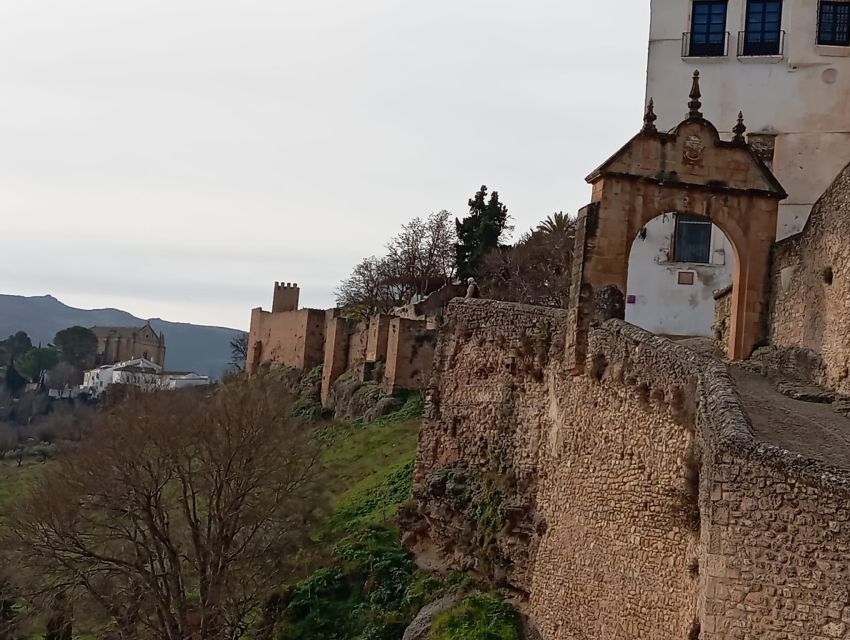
0 294 244 379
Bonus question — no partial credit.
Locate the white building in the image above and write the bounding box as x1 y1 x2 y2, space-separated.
627 0 850 338
626 213 734 337
81 358 211 398
647 0 850 238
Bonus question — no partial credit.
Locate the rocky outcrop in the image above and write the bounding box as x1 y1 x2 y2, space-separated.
324 375 402 423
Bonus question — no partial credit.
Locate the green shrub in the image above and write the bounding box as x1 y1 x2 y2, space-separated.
428 594 522 640
304 365 324 385
282 528 440 640
329 461 413 533
290 397 324 422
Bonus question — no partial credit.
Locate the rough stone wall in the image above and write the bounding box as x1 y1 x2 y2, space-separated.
408 300 564 593
703 448 850 639
383 318 436 394
529 322 704 639
409 298 850 640
769 162 850 393
346 322 369 372
713 285 732 354
321 314 349 405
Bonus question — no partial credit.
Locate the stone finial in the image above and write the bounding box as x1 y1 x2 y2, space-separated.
642 98 658 133
732 111 747 144
688 70 703 119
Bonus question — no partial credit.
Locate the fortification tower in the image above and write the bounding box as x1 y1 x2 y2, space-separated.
272 282 300 313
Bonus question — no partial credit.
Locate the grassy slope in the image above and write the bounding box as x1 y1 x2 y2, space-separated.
283 395 523 640
0 463 47 527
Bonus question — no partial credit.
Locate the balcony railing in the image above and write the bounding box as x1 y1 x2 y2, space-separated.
682 31 730 57
738 29 786 57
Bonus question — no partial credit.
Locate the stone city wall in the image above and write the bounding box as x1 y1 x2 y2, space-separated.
769 162 850 393
246 307 325 374
407 299 565 594
407 298 850 639
383 318 436 395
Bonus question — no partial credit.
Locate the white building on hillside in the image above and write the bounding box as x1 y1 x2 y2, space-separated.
627 0 850 338
82 358 211 398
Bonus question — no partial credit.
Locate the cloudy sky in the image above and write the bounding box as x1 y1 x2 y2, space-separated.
1 1 650 330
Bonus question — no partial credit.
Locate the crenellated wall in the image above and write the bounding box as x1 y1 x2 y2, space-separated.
406 298 850 640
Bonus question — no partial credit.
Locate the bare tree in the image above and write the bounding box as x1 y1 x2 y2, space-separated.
229 332 248 371
8 379 321 640
335 211 457 317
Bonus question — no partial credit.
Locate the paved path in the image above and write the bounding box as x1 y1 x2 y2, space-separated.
671 337 850 469
730 367 850 469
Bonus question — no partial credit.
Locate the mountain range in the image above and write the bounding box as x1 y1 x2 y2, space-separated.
0 294 244 379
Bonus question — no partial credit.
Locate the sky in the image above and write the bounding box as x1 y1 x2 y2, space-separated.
1 1 650 330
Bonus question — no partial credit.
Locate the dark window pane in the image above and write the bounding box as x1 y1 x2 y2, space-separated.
690 1 727 55
819 2 850 45
744 0 783 54
674 215 712 264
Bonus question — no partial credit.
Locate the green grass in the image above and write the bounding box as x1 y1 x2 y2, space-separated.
0 463 48 528
280 397 436 640
428 594 523 640
315 394 423 537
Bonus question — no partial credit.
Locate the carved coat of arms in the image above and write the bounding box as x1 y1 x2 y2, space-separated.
684 135 704 164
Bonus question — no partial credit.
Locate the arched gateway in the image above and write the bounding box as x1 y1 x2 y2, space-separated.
566 72 787 367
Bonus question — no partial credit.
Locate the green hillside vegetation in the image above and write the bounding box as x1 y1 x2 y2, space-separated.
0 382 520 639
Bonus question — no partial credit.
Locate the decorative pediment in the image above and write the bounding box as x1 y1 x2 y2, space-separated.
586 71 786 199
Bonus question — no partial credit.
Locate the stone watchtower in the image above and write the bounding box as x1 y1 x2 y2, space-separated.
272 282 300 313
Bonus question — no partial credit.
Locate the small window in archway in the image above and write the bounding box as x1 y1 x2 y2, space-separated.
674 214 712 263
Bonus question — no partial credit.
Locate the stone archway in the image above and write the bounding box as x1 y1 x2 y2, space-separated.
566 72 786 367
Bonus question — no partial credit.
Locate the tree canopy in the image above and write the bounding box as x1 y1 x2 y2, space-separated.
455 186 511 280
15 347 60 382
9 379 321 640
0 332 33 366
53 326 98 370
480 211 576 308
4 362 27 396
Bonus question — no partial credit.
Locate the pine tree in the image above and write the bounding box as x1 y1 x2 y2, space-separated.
455 186 510 279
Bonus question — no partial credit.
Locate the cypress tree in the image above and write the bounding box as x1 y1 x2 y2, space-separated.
455 185 510 279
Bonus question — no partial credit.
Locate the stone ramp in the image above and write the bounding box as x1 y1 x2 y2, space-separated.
671 336 850 469
730 367 850 470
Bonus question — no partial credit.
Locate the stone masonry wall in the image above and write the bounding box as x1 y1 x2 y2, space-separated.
527 322 703 639
408 300 565 594
770 162 850 393
247 308 325 374
383 318 436 394
408 298 850 640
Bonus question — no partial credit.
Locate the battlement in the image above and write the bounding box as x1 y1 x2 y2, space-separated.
272 281 300 313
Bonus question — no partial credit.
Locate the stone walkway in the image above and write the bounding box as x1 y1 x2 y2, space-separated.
730 367 850 470
672 336 850 470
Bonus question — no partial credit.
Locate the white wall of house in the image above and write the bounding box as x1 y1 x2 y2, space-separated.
82 359 211 397
164 373 212 390
648 0 850 238
626 214 734 336
82 365 115 398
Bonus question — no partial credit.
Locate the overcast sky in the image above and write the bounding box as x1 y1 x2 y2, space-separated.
1 1 650 330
